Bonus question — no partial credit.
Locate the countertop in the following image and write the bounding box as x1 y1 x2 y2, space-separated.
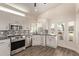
0 37 9 40
32 34 56 36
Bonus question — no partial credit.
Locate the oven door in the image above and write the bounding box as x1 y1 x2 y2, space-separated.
11 40 25 51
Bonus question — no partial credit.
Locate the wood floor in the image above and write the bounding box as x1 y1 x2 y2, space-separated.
14 46 79 56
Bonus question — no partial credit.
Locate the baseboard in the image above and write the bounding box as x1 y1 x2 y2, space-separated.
25 45 32 49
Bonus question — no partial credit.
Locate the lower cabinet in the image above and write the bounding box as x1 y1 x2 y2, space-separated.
32 35 42 46
46 35 57 48
0 39 10 56
25 35 32 48
41 35 46 46
29 35 57 48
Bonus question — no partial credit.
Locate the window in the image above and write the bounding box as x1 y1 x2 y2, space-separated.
68 21 75 41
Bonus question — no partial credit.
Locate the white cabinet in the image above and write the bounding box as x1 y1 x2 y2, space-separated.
32 35 42 46
25 35 32 47
32 35 46 46
41 35 45 46
32 35 57 48
0 39 10 56
46 35 57 48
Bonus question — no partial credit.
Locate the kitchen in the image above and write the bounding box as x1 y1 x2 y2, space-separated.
0 3 79 56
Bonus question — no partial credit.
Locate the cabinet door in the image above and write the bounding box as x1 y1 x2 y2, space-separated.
41 36 45 46
32 35 41 46
25 36 32 47
0 39 10 56
46 36 52 47
29 36 32 46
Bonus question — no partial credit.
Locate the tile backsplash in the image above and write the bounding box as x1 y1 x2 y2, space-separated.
0 30 8 37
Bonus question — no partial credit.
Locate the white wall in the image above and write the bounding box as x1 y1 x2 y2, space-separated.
75 4 79 53
37 3 79 53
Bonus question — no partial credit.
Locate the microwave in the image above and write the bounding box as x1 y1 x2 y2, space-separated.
9 24 22 30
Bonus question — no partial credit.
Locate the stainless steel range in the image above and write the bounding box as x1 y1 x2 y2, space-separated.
9 24 26 55
10 35 25 55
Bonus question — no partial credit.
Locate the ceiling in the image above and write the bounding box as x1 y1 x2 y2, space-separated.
6 3 61 16
7 3 60 15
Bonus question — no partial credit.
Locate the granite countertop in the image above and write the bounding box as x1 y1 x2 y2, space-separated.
32 34 56 36
0 37 9 40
